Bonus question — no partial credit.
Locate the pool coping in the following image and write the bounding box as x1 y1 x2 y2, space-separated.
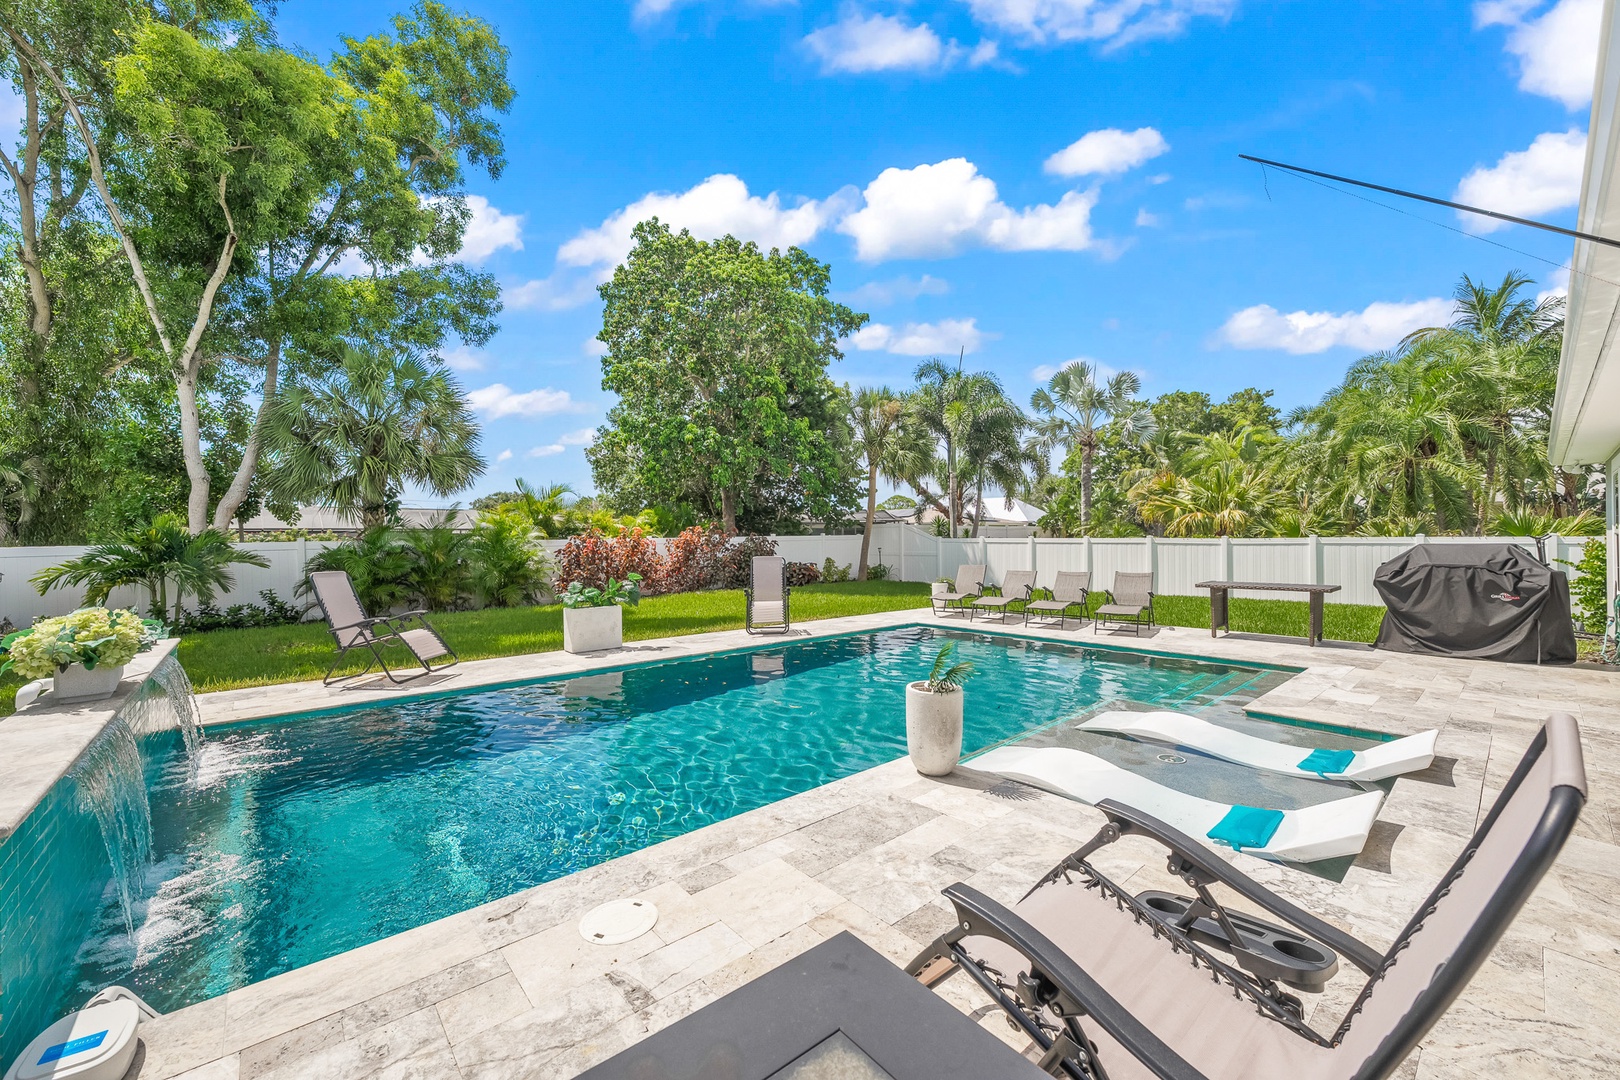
0 639 180 841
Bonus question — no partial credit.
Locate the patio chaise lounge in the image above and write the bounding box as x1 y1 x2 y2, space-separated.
1095 571 1155 635
310 570 459 685
745 555 790 635
1081 710 1439 782
932 564 986 617
972 570 1037 623
910 713 1586 1080
1024 571 1091 629
961 744 1384 863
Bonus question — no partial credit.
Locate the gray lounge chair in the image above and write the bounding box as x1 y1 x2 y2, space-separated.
745 555 790 634
972 570 1037 623
1096 571 1154 635
310 570 458 685
932 564 986 617
1025 571 1091 629
907 713 1586 1080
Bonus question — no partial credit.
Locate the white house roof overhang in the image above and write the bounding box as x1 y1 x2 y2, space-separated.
1550 0 1620 468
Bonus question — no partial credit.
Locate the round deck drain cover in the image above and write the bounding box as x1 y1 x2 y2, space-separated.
1157 753 1187 764
579 898 658 945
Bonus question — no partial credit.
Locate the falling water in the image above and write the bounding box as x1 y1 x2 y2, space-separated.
121 654 206 771
68 717 153 940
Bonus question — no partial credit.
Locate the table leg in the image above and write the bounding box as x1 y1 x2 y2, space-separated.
1309 591 1324 646
1210 587 1227 638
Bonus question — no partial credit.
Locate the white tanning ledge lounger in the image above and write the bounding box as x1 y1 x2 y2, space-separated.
963 746 1385 863
1079 710 1438 783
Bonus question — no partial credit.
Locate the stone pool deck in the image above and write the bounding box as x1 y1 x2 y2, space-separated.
126 609 1619 1080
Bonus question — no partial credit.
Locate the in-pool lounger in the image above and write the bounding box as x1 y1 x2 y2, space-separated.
1079 709 1438 782
962 745 1384 862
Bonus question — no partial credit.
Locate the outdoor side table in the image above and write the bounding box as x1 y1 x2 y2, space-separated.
1195 580 1343 646
576 931 1049 1079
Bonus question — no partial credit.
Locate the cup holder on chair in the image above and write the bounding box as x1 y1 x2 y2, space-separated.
1134 890 1340 992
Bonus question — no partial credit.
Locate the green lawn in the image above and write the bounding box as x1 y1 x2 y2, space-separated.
0 583 1393 714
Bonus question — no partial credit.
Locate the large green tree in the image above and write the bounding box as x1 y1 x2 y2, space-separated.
589 220 864 532
1027 360 1156 532
850 386 927 578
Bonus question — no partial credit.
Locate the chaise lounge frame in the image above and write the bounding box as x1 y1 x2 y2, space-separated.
745 555 791 635
310 570 460 686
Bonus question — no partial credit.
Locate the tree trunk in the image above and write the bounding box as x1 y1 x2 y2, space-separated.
857 461 877 580
720 488 738 533
972 475 985 537
212 339 280 531
176 370 212 533
946 444 957 539
1080 441 1095 532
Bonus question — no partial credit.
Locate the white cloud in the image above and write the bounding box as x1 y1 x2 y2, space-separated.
1045 127 1169 177
1476 0 1601 108
582 337 609 357
841 274 951 306
805 12 948 73
504 273 600 311
558 173 848 274
495 449 513 464
1215 298 1454 354
1454 129 1585 232
1538 266 1571 304
1134 208 1162 227
1147 173 1171 185
850 317 990 355
454 195 524 262
527 428 596 458
839 157 1098 260
961 0 1238 48
441 346 487 372
466 384 580 418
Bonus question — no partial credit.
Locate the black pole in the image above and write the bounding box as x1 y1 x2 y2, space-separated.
1239 154 1620 250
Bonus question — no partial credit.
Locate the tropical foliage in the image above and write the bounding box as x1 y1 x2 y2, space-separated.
302 517 553 612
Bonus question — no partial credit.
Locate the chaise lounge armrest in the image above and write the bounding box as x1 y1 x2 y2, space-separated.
942 883 1210 1080
1091 798 1383 975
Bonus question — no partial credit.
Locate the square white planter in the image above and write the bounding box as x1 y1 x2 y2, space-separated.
52 663 126 703
563 605 624 654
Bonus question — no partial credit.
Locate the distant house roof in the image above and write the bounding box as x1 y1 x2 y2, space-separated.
964 496 1046 524
238 506 477 533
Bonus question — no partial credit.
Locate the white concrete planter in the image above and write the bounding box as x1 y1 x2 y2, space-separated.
931 581 950 598
905 682 964 775
563 605 623 654
51 663 126 703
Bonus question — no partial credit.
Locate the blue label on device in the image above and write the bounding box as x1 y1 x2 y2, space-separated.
37 1030 108 1064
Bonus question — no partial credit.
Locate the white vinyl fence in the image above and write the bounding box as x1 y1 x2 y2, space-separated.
0 525 1592 626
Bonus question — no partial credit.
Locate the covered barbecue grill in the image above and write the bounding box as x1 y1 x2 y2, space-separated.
1373 543 1577 664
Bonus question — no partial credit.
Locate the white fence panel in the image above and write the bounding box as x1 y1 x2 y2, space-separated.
1231 540 1312 590
1154 539 1223 597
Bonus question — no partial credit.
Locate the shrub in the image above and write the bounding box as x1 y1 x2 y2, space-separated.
1563 540 1609 633
820 557 852 583
173 590 305 634
658 525 732 594
554 527 663 593
866 562 891 581
303 528 416 612
713 534 778 589
469 514 554 607
786 561 821 587
399 522 475 611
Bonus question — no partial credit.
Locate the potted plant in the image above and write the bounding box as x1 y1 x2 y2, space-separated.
0 607 162 703
560 573 643 654
931 577 953 598
905 640 975 775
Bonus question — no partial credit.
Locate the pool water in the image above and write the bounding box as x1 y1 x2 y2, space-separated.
67 625 1337 1016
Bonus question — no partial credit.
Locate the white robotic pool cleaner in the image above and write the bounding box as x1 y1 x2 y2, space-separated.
4 987 156 1080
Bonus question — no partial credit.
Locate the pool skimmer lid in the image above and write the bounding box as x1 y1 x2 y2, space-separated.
579 898 658 945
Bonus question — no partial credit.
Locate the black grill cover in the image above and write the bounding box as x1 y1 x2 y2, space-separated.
1373 544 1576 664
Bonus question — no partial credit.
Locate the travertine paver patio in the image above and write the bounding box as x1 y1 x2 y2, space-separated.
125 608 1620 1080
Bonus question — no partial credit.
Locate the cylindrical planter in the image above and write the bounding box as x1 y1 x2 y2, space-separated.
931 581 950 598
563 605 624 654
51 663 126 704
905 681 964 775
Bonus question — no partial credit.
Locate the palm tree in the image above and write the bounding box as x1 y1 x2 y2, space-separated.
849 387 928 578
1028 361 1157 532
32 515 270 622
509 480 579 538
265 346 485 529
908 359 1023 536
1130 428 1288 537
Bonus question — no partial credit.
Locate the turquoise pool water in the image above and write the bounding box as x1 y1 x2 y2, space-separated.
32 625 1342 1038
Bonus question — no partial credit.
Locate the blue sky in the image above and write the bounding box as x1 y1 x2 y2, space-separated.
274 0 1598 501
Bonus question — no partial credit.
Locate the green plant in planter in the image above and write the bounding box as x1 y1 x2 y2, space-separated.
561 573 643 609
922 640 975 693
0 608 164 679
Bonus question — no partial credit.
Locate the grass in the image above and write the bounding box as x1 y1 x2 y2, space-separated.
0 583 1395 715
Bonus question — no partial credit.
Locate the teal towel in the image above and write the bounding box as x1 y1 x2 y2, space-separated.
1207 805 1285 850
1298 748 1356 775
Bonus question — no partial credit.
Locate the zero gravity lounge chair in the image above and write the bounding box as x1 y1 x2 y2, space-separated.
310 570 459 685
908 713 1586 1080
745 555 790 635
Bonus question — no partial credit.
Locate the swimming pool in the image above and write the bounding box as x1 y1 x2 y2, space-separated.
26 625 1357 1039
